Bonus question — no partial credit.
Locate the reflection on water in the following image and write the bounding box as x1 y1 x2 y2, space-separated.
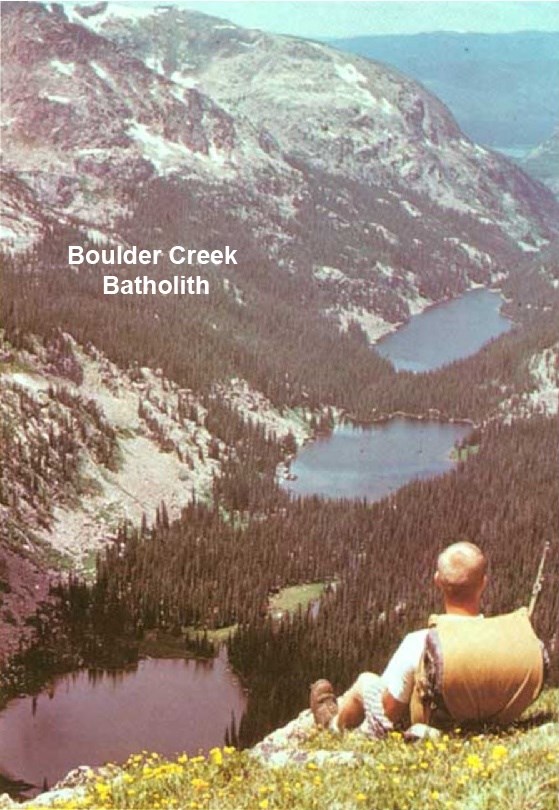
0 650 246 797
281 419 471 500
376 288 511 372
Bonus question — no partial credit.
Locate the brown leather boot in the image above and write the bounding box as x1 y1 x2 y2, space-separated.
310 679 338 728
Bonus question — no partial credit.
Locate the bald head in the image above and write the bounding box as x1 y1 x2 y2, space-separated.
436 542 487 604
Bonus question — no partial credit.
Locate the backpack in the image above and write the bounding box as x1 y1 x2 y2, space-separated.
409 608 545 727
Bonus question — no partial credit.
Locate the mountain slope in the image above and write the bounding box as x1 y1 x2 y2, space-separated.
0 324 312 656
327 31 559 152
523 128 559 197
72 4 558 240
2 2 559 336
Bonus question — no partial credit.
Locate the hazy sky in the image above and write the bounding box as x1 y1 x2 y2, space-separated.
175 2 559 37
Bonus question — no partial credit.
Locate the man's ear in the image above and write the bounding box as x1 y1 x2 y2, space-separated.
480 574 488 593
434 571 442 590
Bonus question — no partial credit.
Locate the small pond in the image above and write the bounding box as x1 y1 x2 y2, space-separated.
0 650 246 798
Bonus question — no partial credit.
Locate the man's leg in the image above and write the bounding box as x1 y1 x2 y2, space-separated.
311 672 390 733
337 672 384 730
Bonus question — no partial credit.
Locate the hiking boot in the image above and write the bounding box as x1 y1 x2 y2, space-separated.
310 679 338 728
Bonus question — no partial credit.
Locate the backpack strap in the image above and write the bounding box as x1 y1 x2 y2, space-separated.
410 620 452 727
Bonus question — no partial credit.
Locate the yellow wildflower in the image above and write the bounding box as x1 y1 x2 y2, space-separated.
94 782 110 798
466 754 483 771
210 747 223 766
491 745 508 761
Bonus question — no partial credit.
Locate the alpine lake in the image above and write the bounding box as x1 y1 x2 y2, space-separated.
0 288 512 796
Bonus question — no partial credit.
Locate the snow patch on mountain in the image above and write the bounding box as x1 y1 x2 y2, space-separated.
370 223 399 246
42 93 72 105
313 266 348 283
375 262 396 278
90 60 110 81
69 2 153 31
400 200 422 218
170 71 199 89
145 56 165 76
128 122 192 173
518 241 542 253
50 59 75 76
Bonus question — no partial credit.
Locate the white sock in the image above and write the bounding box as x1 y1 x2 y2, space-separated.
328 715 341 734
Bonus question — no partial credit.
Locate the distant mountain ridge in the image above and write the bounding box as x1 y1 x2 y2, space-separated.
327 31 559 152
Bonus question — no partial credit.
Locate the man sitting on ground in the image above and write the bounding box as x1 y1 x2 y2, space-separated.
310 541 544 735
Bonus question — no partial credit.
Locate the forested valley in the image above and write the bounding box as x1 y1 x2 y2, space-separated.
1 203 558 748
2 411 557 745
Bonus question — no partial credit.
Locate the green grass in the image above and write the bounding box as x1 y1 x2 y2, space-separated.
139 631 197 659
39 691 558 810
140 626 237 658
140 585 330 659
450 445 480 462
269 582 328 616
80 550 100 579
192 625 238 644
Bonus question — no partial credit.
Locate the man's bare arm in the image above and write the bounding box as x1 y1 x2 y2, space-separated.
382 688 407 724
